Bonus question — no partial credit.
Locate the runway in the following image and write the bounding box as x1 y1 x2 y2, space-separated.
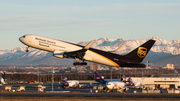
1 92 180 99
1 83 180 101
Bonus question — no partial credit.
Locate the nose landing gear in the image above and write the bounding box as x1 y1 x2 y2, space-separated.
26 46 29 52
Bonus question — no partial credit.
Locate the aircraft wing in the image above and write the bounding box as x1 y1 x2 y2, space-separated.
63 40 94 60
63 49 87 60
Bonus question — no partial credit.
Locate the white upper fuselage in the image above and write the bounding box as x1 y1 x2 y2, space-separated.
19 34 119 67
19 34 81 52
132 81 142 87
67 80 79 87
106 81 125 89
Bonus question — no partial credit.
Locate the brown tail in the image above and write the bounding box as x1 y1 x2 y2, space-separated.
124 39 156 63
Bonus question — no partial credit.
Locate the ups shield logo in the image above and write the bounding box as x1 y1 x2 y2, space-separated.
137 47 147 58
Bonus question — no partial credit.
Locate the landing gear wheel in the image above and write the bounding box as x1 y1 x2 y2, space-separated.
84 62 87 65
73 62 87 66
73 62 76 66
103 87 106 92
82 62 87 65
63 85 65 89
77 62 81 65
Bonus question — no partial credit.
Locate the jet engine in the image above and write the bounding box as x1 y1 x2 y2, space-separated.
121 77 126 82
101 76 104 79
53 50 65 58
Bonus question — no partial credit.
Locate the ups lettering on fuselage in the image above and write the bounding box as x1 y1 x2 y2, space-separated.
35 37 46 42
35 37 66 49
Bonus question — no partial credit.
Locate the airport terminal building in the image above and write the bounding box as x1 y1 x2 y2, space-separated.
131 74 180 89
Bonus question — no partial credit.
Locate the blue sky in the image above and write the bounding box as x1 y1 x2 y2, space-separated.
0 0 180 50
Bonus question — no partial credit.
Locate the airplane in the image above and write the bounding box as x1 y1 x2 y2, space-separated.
125 72 143 88
121 70 127 83
0 72 5 85
120 70 143 88
105 81 126 92
62 80 79 89
19 34 155 67
61 71 79 89
94 71 121 84
94 71 126 92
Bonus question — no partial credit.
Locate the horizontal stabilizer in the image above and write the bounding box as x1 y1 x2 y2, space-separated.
84 40 94 50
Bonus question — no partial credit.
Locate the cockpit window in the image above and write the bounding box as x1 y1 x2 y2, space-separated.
23 35 26 38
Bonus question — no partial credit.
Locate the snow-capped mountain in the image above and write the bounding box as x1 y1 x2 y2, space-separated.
0 36 180 66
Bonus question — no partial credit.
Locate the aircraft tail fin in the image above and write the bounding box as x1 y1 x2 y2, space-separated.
62 71 67 81
94 71 102 80
127 72 132 82
94 71 106 84
2 72 5 79
121 70 126 82
124 39 155 63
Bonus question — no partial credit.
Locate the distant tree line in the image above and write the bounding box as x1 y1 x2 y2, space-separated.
1 72 152 83
4 68 180 83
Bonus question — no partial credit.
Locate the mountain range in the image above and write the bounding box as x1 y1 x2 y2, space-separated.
1 36 180 66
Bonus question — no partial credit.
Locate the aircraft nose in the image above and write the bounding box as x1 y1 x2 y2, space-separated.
106 84 111 88
19 35 26 42
19 37 23 41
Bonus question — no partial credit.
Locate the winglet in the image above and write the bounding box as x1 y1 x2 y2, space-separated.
84 40 94 50
112 44 125 53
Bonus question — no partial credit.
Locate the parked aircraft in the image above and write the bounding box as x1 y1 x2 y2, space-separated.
94 71 127 92
105 81 126 92
121 71 143 88
61 71 79 89
126 72 143 88
95 70 143 90
94 71 120 84
19 34 155 67
0 72 5 85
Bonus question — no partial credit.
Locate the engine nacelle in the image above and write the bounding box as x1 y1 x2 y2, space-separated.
53 50 65 58
0 77 5 84
121 77 126 82
101 76 104 79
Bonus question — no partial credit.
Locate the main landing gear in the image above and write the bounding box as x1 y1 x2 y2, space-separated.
26 46 29 52
73 62 87 66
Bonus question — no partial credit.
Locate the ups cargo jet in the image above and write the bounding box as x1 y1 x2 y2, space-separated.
19 34 155 67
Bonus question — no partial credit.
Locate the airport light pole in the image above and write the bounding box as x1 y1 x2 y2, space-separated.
38 67 39 83
120 68 121 79
111 69 112 81
52 67 54 92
